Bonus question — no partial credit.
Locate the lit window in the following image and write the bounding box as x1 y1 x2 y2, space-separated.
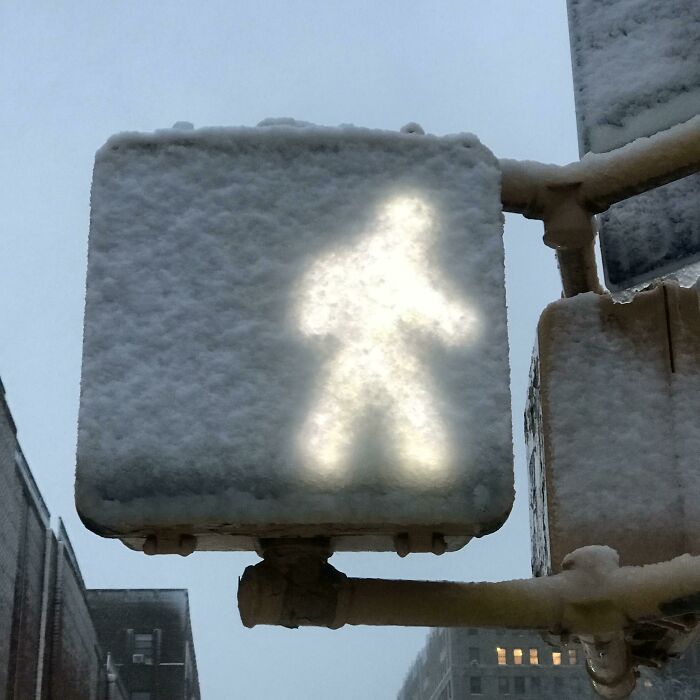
469 676 482 694
513 648 523 665
496 647 506 665
568 649 577 665
529 648 539 665
552 652 562 666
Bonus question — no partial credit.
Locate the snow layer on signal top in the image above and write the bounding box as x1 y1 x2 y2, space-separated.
76 122 513 541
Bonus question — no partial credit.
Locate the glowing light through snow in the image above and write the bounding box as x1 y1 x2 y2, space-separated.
295 195 477 486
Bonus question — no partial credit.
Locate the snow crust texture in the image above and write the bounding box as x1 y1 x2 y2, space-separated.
77 123 513 545
528 286 700 574
568 0 700 291
568 0 700 154
601 174 700 291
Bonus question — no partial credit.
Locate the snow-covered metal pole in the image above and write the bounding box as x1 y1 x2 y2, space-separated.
499 115 700 296
239 544 700 632
238 545 700 699
500 115 700 217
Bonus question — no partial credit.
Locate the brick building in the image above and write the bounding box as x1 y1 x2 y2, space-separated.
1 375 110 699
0 377 199 700
1 374 52 698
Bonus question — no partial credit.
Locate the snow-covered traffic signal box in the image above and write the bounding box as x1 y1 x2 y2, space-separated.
567 0 700 290
76 123 513 554
527 284 700 575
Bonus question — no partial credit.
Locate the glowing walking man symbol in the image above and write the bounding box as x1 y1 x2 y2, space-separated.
296 195 476 485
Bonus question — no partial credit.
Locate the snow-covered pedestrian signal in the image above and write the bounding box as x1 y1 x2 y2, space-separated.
567 0 700 290
527 284 700 574
76 122 513 554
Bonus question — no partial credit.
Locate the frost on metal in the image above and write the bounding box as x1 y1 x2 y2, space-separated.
567 0 700 290
527 285 700 575
76 123 513 551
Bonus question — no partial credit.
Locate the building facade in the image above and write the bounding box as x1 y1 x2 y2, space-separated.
87 589 200 700
0 377 199 700
1 376 109 699
1 374 50 698
397 627 596 700
398 625 700 700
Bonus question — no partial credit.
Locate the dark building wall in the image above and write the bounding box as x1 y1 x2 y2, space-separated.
87 589 201 700
49 523 106 700
0 381 53 699
1 378 199 700
639 636 700 699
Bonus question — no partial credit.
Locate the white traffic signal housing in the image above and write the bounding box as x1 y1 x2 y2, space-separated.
528 284 700 574
76 123 513 554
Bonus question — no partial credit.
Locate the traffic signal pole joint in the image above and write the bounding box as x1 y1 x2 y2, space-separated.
499 114 700 297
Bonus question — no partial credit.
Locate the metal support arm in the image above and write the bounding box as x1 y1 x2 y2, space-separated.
497 115 700 297
239 544 700 632
499 115 700 220
239 544 700 699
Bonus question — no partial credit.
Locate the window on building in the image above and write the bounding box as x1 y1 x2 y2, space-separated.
498 677 509 694
513 648 523 665
568 649 577 665
496 647 506 665
469 676 482 695
552 651 562 666
529 648 539 665
467 627 478 636
133 633 154 665
530 677 541 692
131 693 151 700
514 677 525 694
553 677 563 693
469 647 480 664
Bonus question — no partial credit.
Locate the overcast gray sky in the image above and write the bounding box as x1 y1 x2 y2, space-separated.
1 2 577 698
